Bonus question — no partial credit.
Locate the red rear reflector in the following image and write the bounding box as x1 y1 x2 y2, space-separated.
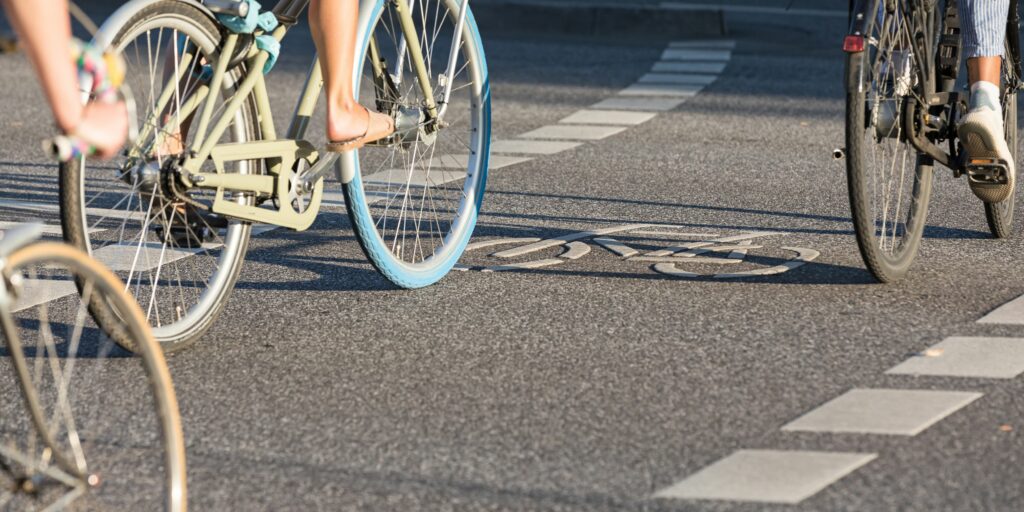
843 35 865 52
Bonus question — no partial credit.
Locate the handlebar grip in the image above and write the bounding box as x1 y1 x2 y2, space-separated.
204 0 250 17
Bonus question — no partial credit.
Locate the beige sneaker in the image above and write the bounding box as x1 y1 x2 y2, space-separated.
959 106 1015 203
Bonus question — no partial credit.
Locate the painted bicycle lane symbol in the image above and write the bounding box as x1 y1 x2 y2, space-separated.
454 224 820 278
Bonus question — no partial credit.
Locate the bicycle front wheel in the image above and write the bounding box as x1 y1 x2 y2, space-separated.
0 242 185 511
845 4 933 283
60 0 260 350
341 0 491 288
984 39 1020 238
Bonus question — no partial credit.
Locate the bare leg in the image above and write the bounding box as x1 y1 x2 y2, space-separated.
309 0 369 142
1 0 126 158
968 56 1002 86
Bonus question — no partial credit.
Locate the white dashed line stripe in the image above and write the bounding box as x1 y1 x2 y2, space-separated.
651 61 727 74
94 242 210 272
638 72 720 85
780 388 983 436
11 279 79 313
558 110 657 125
977 294 1024 324
590 97 687 111
490 140 583 155
432 154 533 169
363 168 467 188
653 450 877 504
886 337 1024 379
668 40 737 49
619 83 703 97
660 48 732 61
519 124 630 140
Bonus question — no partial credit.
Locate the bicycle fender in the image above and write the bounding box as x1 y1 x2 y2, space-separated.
92 0 217 50
845 0 880 94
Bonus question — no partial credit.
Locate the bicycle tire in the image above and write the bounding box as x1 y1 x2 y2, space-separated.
844 4 934 283
984 40 1019 238
341 0 491 289
0 242 185 511
59 0 259 351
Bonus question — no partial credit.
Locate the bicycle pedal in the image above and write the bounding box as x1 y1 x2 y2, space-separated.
965 158 1010 186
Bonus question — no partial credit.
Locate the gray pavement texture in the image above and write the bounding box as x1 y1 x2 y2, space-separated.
1 1 1024 511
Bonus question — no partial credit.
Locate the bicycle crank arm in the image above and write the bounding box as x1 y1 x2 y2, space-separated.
297 152 340 193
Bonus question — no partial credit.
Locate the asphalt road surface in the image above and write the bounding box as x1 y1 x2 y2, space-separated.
1 1 1023 510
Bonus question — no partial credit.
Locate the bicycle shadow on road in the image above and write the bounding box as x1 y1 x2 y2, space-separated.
480 189 995 240
230 213 420 293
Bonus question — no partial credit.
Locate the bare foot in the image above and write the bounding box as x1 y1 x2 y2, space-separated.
327 101 371 142
75 101 128 160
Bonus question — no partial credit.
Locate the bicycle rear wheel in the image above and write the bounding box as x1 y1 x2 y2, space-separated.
341 0 491 288
984 40 1020 238
60 1 260 351
845 1 934 283
0 242 185 511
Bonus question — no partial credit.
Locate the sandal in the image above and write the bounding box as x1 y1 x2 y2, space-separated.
325 106 395 153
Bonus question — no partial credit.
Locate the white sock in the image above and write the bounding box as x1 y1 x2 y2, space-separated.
970 81 1001 112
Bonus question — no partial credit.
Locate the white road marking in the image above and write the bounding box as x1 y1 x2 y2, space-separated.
652 450 877 504
492 224 653 258
780 388 983 436
886 337 1024 379
93 242 210 272
619 83 703 97
630 230 719 238
362 168 467 188
560 241 590 260
590 97 687 111
592 237 638 257
0 221 100 235
558 110 657 126
660 2 847 18
638 73 720 85
463 237 542 252
519 124 630 141
713 247 818 278
0 199 145 222
633 255 741 264
660 48 732 62
977 294 1024 324
490 140 583 155
480 258 564 272
11 279 79 313
674 244 764 256
432 154 532 169
668 40 737 49
651 61 727 74
728 239 753 260
645 231 779 257
648 264 699 277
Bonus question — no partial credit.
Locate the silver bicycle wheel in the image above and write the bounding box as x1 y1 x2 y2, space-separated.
59 1 260 350
0 242 185 511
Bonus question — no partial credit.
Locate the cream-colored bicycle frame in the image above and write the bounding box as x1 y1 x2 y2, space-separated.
119 0 469 231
